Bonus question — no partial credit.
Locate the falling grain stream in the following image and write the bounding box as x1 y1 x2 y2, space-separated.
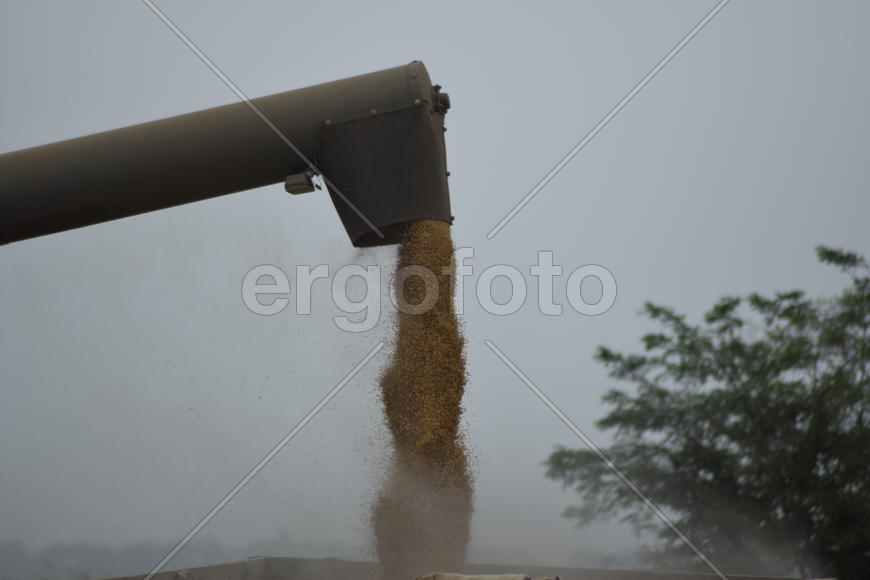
373 219 474 580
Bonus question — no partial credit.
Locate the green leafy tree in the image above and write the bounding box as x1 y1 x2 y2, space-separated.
545 247 870 579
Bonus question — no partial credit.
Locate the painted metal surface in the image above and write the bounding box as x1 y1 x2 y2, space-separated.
0 61 452 246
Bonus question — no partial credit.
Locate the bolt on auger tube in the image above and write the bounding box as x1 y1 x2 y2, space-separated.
0 61 453 247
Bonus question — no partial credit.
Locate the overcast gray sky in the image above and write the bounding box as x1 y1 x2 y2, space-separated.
2 0 869 575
